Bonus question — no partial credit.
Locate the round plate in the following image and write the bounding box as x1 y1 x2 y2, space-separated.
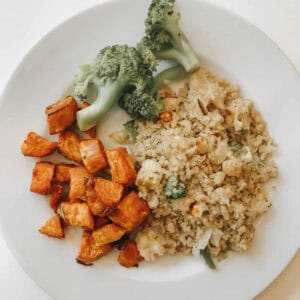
0 0 299 299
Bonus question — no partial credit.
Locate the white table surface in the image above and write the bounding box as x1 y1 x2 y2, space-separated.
0 0 299 299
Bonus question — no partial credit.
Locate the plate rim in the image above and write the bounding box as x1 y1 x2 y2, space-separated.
0 0 299 299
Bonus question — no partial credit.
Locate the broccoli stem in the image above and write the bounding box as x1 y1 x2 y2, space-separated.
77 80 126 131
158 23 200 73
156 45 199 73
151 65 186 96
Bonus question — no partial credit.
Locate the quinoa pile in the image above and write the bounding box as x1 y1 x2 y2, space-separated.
131 69 278 261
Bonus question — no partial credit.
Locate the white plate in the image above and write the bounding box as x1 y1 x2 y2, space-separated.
0 0 299 299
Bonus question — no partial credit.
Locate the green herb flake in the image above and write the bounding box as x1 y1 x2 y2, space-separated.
200 247 216 270
230 143 243 153
202 210 209 217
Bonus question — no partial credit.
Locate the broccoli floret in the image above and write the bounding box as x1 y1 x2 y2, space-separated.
143 0 200 73
74 45 153 131
123 120 138 143
116 43 163 121
119 65 185 120
136 42 158 72
119 90 163 121
151 65 186 95
74 64 98 102
164 175 187 199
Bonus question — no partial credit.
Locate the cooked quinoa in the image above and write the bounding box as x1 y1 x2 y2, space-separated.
130 68 278 261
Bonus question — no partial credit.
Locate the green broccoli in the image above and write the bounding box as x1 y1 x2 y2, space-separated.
74 45 155 131
123 120 138 143
119 65 185 120
136 41 158 72
164 175 187 199
143 0 200 73
150 65 186 95
119 90 163 121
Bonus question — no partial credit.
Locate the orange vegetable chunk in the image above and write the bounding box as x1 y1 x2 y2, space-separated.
108 191 150 232
30 162 55 194
94 177 124 207
69 167 91 201
39 214 64 239
58 130 82 164
61 202 94 230
92 223 126 246
49 183 63 212
80 139 107 174
118 240 143 267
77 230 112 265
46 96 78 134
21 131 57 157
106 148 136 185
53 163 75 183
86 179 109 216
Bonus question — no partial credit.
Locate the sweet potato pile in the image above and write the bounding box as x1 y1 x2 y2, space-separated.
21 96 148 267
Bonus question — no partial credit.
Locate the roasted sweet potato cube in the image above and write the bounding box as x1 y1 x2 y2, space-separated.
81 102 97 138
53 163 75 183
77 231 112 265
69 167 91 201
80 139 108 174
61 202 94 230
85 177 123 216
46 96 78 134
118 240 143 268
39 214 64 239
86 179 109 216
58 130 82 164
106 148 136 185
30 162 55 194
94 178 123 207
92 223 125 246
21 132 57 157
108 191 150 232
49 184 63 212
